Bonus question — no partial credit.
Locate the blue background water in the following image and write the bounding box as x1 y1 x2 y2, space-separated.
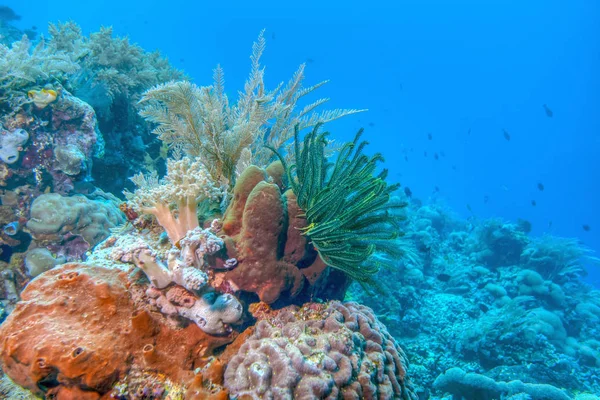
10 0 600 282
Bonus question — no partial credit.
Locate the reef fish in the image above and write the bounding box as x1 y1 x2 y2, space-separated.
543 104 553 117
502 129 511 141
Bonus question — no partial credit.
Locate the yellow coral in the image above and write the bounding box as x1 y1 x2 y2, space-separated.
27 88 57 109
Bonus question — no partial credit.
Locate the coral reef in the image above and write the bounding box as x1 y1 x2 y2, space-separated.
0 21 184 196
1 19 596 400
348 200 600 398
44 22 187 194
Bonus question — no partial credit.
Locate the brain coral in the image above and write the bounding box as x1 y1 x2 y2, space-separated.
224 301 417 400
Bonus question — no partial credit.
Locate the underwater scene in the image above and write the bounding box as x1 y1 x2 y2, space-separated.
0 0 598 399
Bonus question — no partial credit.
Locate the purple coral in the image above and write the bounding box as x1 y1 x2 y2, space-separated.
224 301 417 400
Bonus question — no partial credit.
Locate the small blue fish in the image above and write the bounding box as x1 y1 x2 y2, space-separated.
3 221 20 236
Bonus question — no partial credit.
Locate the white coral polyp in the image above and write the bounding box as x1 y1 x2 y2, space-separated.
124 156 223 244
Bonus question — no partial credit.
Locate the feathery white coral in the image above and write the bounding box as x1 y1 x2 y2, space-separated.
139 30 365 186
0 35 77 104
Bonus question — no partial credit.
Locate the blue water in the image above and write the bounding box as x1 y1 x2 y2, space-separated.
11 0 599 284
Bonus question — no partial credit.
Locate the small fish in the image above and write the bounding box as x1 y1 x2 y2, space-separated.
440 151 446 157
483 195 490 204
179 58 185 63
517 218 532 234
537 182 545 191
452 165 457 171
531 200 537 206
548 221 553 229
368 122 375 127
32 25 38 30
437 273 451 282
158 231 170 245
24 29 37 40
404 155 408 162
428 133 433 140
467 128 471 135
466 204 472 212
306 58 315 63
424 151 428 157
543 104 553 117
583 224 591 231
501 185 509 191
73 181 96 194
434 153 439 160
502 129 511 141
3 221 19 236
399 83 403 91
434 186 440 193
271 32 276 39
404 187 413 198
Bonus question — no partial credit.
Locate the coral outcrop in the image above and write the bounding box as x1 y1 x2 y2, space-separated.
224 301 417 400
434 367 571 400
1 89 102 193
0 27 420 400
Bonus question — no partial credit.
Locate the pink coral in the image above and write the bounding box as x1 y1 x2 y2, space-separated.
224 301 416 400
